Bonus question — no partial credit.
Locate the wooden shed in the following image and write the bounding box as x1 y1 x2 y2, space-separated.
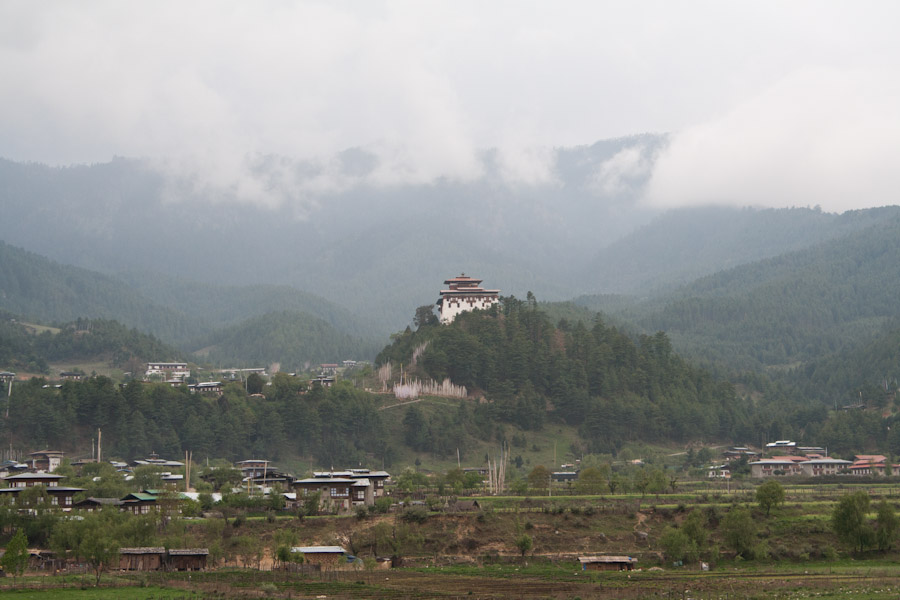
166 548 208 571
578 555 637 571
119 547 165 571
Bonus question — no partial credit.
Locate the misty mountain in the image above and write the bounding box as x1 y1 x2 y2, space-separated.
0 136 665 333
0 241 383 363
116 271 379 341
580 205 900 295
0 240 203 343
579 211 900 372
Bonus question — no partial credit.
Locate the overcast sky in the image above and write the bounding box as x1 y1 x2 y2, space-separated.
2 1 899 212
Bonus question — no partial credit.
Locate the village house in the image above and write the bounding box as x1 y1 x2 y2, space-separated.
73 497 124 511
188 381 223 394
28 450 65 473
59 371 84 381
235 459 270 479
292 477 360 512
292 469 391 512
0 371 16 385
0 472 84 510
765 440 798 454
849 455 899 476
145 362 191 382
749 457 806 478
290 546 350 567
722 447 758 461
749 456 852 478
309 376 334 388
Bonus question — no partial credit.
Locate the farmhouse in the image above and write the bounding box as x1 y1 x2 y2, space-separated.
290 546 349 567
0 472 84 509
28 450 64 472
436 274 500 324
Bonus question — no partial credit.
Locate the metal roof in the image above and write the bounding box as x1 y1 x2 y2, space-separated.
291 546 346 554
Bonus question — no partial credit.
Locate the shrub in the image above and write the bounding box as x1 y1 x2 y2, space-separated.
401 507 428 524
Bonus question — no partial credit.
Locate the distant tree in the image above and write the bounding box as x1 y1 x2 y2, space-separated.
413 305 438 330
632 469 651 497
648 468 669 499
756 480 785 516
875 500 899 551
246 373 265 395
721 506 757 559
1 528 28 582
832 490 874 553
659 526 694 563
681 509 708 550
575 466 607 494
515 533 533 557
528 465 550 491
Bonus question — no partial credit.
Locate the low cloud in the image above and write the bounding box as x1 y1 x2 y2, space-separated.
642 68 900 212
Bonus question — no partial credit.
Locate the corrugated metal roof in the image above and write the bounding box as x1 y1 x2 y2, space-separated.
291 546 346 554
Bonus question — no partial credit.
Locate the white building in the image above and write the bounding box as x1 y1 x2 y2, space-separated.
145 362 190 382
436 274 500 324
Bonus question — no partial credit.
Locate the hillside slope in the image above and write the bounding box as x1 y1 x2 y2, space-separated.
580 212 900 372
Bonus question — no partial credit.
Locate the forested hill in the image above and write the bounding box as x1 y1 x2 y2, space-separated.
0 240 384 363
577 212 900 373
377 298 752 454
580 205 900 295
192 310 381 369
117 271 380 342
0 315 180 374
0 241 203 343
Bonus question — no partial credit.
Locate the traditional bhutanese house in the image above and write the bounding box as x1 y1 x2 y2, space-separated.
166 548 209 571
73 497 124 512
552 471 579 483
0 472 84 510
765 440 798 454
722 447 758 461
59 371 84 381
797 458 851 477
290 546 348 567
28 450 65 472
189 381 223 395
120 492 158 515
315 469 391 497
119 547 166 571
579 556 638 571
748 457 807 478
293 477 355 512
0 460 28 477
236 459 270 479
849 455 899 476
309 376 334 388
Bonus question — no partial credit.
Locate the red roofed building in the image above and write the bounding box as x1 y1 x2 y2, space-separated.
436 274 500 324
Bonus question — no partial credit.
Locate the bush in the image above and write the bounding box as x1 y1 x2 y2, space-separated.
401 507 428 524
